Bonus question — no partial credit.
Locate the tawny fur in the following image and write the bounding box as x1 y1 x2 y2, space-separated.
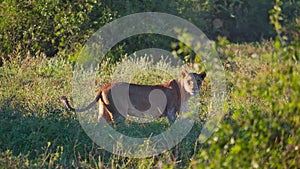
61 70 206 123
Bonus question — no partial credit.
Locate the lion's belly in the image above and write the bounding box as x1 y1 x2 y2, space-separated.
128 90 168 118
108 82 179 120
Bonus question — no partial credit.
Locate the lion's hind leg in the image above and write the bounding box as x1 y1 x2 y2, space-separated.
98 101 114 123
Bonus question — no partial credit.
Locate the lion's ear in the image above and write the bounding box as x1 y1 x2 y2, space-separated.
199 71 206 80
181 69 188 77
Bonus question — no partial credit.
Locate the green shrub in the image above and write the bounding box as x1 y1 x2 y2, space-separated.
191 1 300 168
0 0 116 58
1 0 299 64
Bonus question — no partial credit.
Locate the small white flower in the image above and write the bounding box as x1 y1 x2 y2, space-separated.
230 137 235 144
252 161 259 169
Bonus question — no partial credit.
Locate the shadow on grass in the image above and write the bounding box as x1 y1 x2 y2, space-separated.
0 97 207 167
0 100 113 167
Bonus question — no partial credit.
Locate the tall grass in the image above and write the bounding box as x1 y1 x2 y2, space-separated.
0 52 206 168
1 39 299 168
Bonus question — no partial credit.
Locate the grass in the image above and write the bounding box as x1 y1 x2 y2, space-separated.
0 41 299 168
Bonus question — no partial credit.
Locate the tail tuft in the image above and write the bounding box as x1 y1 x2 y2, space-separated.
60 96 72 110
60 96 68 102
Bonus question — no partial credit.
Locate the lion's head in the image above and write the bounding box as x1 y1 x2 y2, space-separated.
182 70 206 96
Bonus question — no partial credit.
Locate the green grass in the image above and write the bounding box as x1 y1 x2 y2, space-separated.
1 41 299 168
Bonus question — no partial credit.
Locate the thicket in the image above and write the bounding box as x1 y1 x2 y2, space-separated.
1 0 299 62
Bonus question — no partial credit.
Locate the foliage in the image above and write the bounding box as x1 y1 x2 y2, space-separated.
192 43 300 168
0 0 300 168
190 1 300 168
1 0 299 63
0 0 116 58
1 39 299 168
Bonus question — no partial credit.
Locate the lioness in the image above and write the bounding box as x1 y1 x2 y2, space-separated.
61 70 206 123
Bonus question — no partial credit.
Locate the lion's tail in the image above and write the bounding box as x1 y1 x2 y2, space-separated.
60 93 102 112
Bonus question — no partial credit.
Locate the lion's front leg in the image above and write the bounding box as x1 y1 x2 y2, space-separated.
167 107 177 123
181 102 188 113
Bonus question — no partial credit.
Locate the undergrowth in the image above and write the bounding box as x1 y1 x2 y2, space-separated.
1 39 299 168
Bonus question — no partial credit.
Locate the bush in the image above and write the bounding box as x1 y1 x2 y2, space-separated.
193 46 299 168
0 0 116 58
1 0 299 63
192 1 300 167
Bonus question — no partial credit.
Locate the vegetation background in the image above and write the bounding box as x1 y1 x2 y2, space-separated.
0 0 299 168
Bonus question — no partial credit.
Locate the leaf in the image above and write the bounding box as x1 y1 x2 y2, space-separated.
231 145 241 154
